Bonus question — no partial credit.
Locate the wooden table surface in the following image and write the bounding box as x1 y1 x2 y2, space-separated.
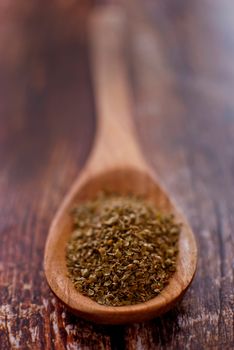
0 0 233 349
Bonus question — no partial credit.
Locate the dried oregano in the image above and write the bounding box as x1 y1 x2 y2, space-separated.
66 193 180 306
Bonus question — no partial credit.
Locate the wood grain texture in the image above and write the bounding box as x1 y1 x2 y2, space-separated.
0 0 233 348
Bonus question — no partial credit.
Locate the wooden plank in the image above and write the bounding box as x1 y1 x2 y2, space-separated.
123 0 234 349
0 1 110 349
0 0 233 348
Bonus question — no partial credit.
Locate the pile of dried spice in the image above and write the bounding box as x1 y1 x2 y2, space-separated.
66 194 180 306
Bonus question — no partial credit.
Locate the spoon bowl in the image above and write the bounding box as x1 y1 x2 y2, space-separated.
45 166 197 324
44 6 197 324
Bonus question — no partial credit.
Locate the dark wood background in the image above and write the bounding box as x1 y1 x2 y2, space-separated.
0 0 233 349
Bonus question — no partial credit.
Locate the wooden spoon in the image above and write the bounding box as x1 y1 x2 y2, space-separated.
44 6 197 325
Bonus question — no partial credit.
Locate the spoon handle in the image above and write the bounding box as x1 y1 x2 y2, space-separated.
89 6 144 170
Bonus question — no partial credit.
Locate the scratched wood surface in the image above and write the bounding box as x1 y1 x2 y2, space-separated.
0 0 233 349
